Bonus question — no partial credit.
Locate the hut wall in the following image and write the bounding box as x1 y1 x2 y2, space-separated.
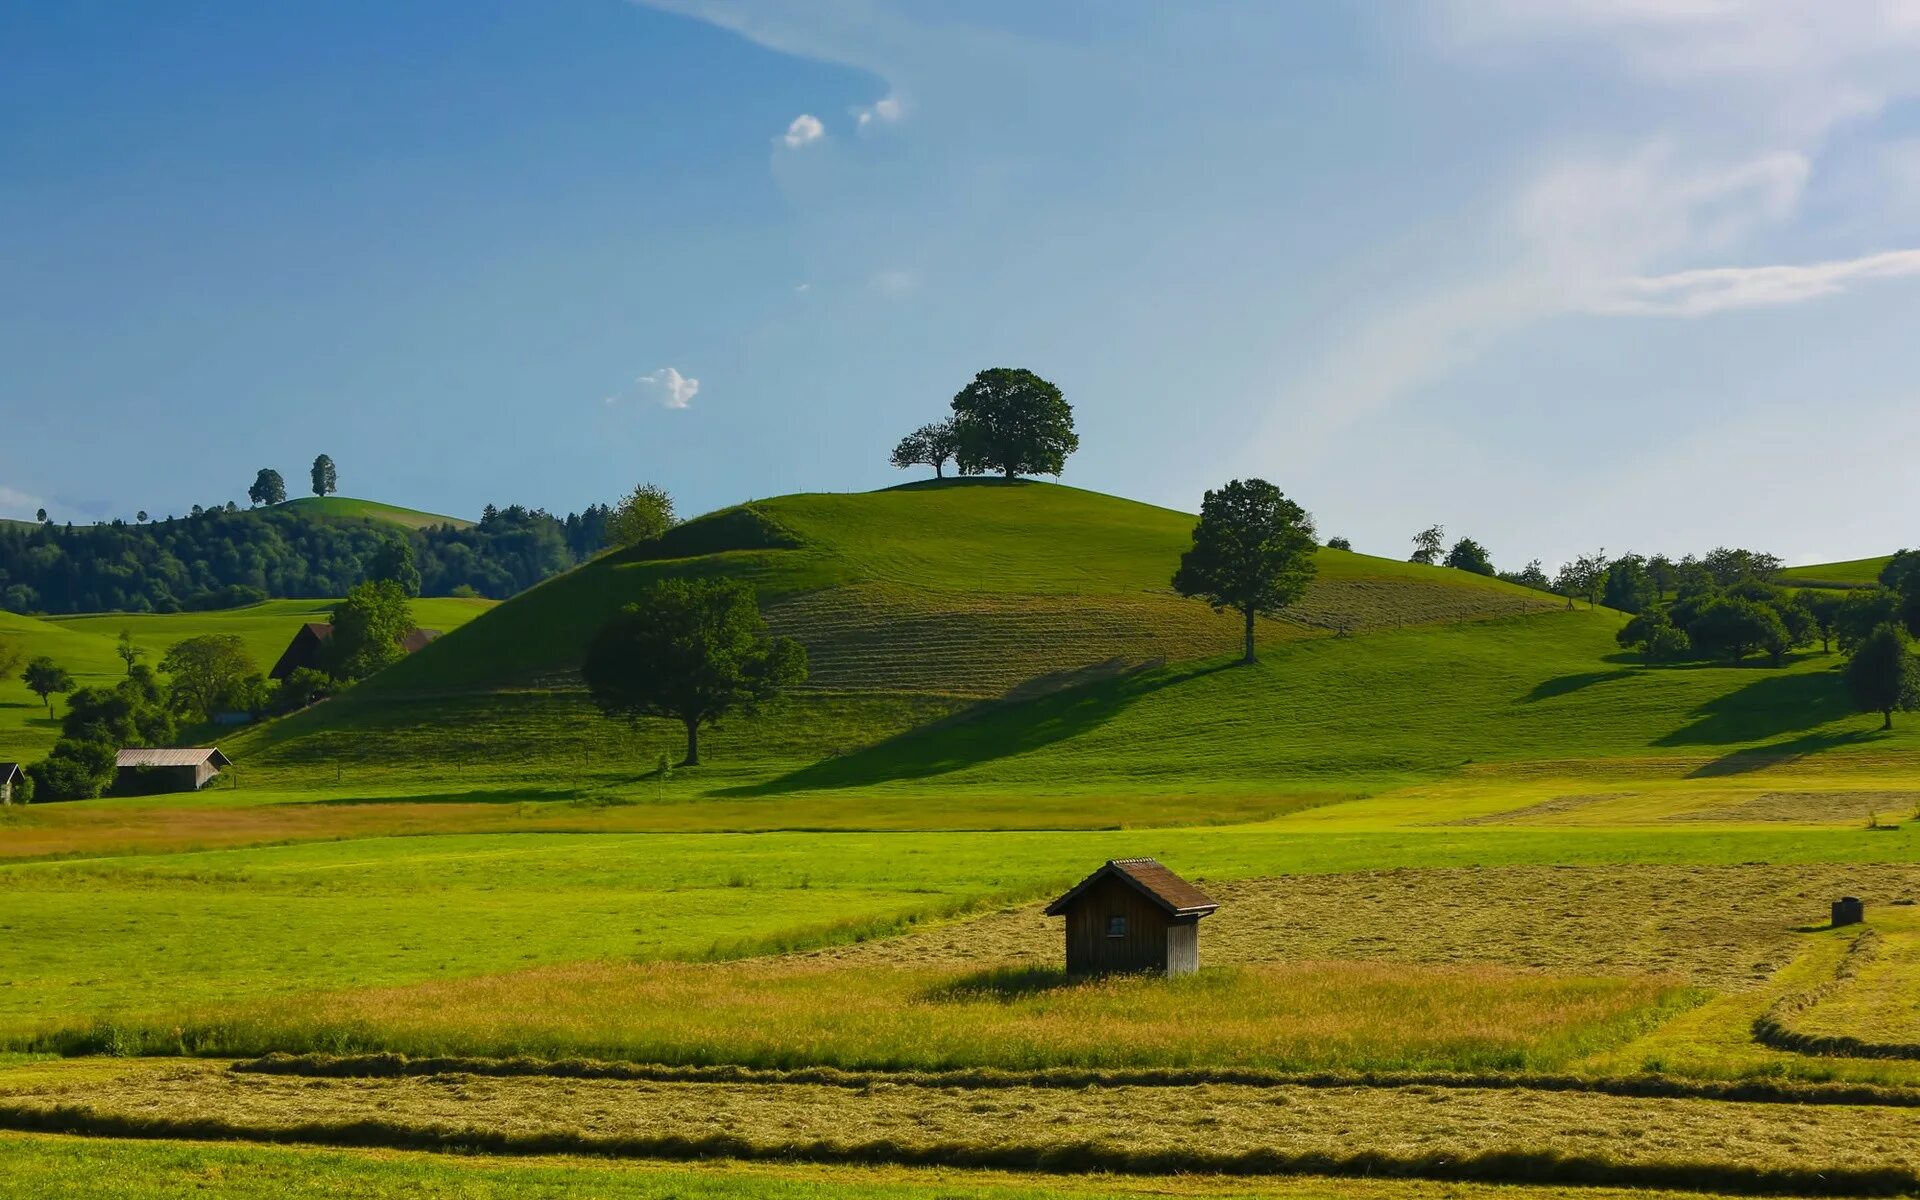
1165 917 1199 976
1063 876 1174 975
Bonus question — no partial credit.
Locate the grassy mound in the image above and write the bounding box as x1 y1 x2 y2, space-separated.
1781 555 1892 589
275 496 472 530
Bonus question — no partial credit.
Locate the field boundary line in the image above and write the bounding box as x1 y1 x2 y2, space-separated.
230 1052 1920 1108
1754 928 1920 1061
2 1100 1916 1197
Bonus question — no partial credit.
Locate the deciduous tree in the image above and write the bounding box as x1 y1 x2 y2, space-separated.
949 368 1077 479
368 537 422 597
890 419 959 479
160 634 259 722
1171 479 1318 666
247 469 286 506
1443 537 1495 576
115 629 142 674
582 578 807 766
311 454 338 497
1845 623 1920 730
324 581 414 681
1409 525 1445 566
605 483 677 548
21 656 72 717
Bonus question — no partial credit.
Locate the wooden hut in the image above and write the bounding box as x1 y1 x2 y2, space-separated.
268 623 441 680
0 762 20 805
1045 858 1219 977
115 748 230 795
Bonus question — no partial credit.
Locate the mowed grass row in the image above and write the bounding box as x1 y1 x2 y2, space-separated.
38 960 1686 1071
9 1058 1920 1192
0 1135 1800 1200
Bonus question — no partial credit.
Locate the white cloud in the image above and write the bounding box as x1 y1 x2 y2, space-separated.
0 484 50 522
869 269 916 296
1590 248 1920 316
637 367 700 409
855 95 903 128
782 113 824 148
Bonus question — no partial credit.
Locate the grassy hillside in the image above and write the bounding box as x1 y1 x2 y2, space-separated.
1780 554 1894 590
1 598 494 760
276 496 472 529
226 480 1915 803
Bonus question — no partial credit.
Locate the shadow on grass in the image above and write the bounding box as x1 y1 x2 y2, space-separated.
1684 729 1878 778
1658 671 1857 749
722 658 1235 796
304 787 567 807
919 965 1077 1003
1523 669 1635 702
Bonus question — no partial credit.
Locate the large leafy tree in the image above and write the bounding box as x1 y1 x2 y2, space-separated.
159 634 260 722
1171 479 1318 666
890 419 960 479
1834 588 1902 653
1443 537 1495 577
1686 595 1788 664
1845 623 1920 730
368 537 422 597
21 656 73 717
1409 525 1445 566
61 665 176 748
325 580 415 681
605 483 677 548
949 368 1077 479
311 454 338 497
247 468 287 506
582 578 807 765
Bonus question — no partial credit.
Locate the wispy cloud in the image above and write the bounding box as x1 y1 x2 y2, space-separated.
855 95 903 128
869 269 916 296
1591 248 1920 316
638 367 700 408
782 113 824 148
0 484 50 522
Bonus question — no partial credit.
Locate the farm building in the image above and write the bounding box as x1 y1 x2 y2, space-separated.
1045 858 1219 977
115 747 230 795
0 762 20 805
268 622 441 680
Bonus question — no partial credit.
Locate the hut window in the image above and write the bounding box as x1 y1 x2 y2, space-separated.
1106 915 1127 938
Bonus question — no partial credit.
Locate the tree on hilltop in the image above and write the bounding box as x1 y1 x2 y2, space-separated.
890 419 959 479
949 368 1077 479
1499 560 1552 591
1409 525 1445 566
1172 479 1318 666
582 578 807 766
311 454 337 498
606 483 676 548
248 469 287 507
1554 550 1610 609
1846 623 1920 730
1444 537 1495 577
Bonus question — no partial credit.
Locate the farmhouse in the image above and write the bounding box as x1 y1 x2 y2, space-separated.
0 762 20 805
268 622 441 680
1046 858 1218 977
115 747 230 795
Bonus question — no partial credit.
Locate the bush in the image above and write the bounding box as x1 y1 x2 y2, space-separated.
30 738 118 801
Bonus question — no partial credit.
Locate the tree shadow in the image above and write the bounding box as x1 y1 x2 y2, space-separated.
1685 729 1878 778
307 786 569 807
919 965 1076 1002
1523 669 1635 703
1657 671 1856 748
721 658 1235 796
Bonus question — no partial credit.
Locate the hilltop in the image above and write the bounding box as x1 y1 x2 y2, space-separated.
230 479 1917 809
276 496 473 530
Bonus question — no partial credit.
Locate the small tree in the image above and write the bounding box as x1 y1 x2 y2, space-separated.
325 581 415 681
1686 596 1786 664
136 510 148 524
1805 590 1844 653
949 368 1077 479
1443 537 1495 577
581 578 807 766
1500 559 1552 591
29 738 117 801
115 629 143 674
890 419 959 479
1555 550 1610 609
311 454 338 497
368 537 422 597
1409 525 1445 566
21 656 73 718
34 508 47 523
1835 588 1902 653
605 483 677 548
1325 536 1352 551
275 666 335 714
247 469 287 507
1845 623 1920 730
1171 479 1318 666
160 634 259 722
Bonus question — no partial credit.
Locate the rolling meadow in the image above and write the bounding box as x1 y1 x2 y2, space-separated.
4 480 1920 1199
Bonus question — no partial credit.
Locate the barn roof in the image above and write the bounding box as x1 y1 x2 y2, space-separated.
269 622 442 679
1044 858 1219 918
0 762 20 782
116 747 231 769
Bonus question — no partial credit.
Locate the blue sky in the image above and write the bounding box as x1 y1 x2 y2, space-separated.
4 1 1918 570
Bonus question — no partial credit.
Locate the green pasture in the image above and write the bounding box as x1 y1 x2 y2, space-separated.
276 495 472 529
1779 554 1893 589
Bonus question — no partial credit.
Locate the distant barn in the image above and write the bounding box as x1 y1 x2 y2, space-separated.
1045 858 1219 977
0 762 20 805
115 748 230 795
268 622 441 680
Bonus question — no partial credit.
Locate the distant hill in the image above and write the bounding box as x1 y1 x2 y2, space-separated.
277 496 473 530
1780 555 1893 590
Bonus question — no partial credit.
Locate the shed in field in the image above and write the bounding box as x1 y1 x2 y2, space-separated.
1045 858 1219 977
268 622 441 681
115 747 230 795
0 762 20 805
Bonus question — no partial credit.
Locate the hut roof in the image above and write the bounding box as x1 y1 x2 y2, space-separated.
1044 858 1218 918
269 622 441 679
116 747 231 769
0 762 20 782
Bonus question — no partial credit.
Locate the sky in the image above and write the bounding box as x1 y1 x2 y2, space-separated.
3 1 1919 571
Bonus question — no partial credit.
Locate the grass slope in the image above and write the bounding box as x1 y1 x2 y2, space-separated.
1781 555 1893 589
276 496 472 530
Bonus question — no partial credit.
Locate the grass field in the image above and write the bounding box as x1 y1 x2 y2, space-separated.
1780 555 1894 589
276 495 472 529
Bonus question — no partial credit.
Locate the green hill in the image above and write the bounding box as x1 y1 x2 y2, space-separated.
1780 555 1893 590
276 496 472 530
